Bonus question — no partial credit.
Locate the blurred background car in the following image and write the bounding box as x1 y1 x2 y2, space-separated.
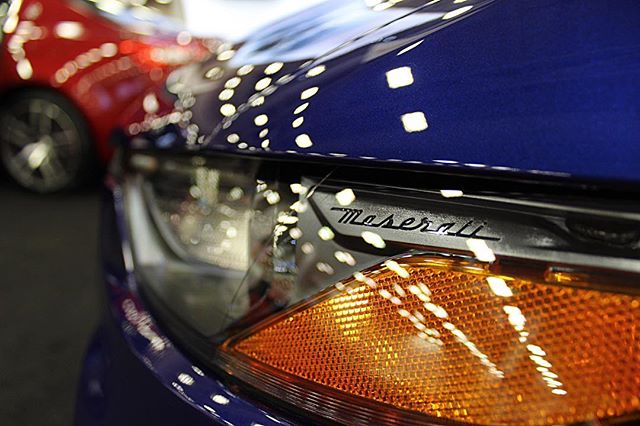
0 0 210 192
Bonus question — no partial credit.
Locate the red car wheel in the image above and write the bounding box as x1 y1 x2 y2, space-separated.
0 89 95 193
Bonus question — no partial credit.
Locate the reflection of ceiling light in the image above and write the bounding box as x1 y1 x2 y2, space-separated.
486 277 513 297
237 64 254 76
440 189 463 198
100 42 118 57
277 73 293 84
529 355 552 368
264 190 280 205
295 134 313 148
442 6 473 20
397 39 423 56
216 49 235 61
251 96 265 107
16 58 32 80
318 227 335 241
292 117 304 128
466 239 496 262
335 188 356 206
143 93 159 114
218 89 234 101
88 48 102 62
264 62 284 75
178 372 194 386
401 111 428 132
225 77 241 89
527 344 546 357
361 231 386 249
205 66 223 80
306 65 326 78
289 227 302 239
96 0 125 15
294 103 309 114
254 77 271 91
386 66 413 89
290 183 307 195
254 114 268 126
27 143 48 169
335 250 356 266
226 134 239 144
504 305 525 329
290 201 307 213
316 262 334 274
176 31 192 46
278 212 298 225
54 21 84 40
300 87 319 100
64 61 78 74
384 260 410 278
211 394 229 405
220 104 236 117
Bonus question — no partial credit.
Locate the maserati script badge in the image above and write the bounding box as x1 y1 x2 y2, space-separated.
330 207 500 241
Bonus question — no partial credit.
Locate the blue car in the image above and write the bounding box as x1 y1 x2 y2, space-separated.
75 1 640 425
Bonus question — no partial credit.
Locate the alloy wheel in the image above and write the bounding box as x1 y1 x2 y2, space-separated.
0 96 83 192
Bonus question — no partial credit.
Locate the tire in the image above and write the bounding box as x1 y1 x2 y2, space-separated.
0 89 95 193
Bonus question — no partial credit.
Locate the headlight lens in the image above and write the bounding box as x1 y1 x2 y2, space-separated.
122 153 640 425
145 158 257 270
126 155 284 336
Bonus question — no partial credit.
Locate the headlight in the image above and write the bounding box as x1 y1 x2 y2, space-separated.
121 152 640 426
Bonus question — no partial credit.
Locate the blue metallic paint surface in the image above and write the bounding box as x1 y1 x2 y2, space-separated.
74 326 216 426
75 186 292 426
132 0 640 183
240 0 640 179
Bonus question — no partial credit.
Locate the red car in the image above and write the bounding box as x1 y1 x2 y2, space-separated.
0 0 210 192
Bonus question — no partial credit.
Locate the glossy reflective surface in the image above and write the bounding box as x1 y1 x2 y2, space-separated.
0 0 210 167
125 0 640 183
117 150 640 425
76 184 293 426
85 0 640 424
226 256 640 425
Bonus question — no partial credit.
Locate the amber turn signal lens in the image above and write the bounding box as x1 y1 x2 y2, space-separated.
223 257 640 425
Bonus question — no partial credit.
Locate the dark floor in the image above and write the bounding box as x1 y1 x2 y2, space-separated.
0 176 100 426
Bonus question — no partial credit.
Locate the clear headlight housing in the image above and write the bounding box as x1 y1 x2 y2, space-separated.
121 152 640 426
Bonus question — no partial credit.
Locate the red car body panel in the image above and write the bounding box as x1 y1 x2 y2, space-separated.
0 0 210 164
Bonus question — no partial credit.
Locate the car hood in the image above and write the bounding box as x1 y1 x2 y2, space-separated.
133 0 640 183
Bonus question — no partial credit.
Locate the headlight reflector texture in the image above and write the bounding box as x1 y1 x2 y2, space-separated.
225 257 640 425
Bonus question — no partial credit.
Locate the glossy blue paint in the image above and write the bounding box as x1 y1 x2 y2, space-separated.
216 0 640 182
74 186 293 426
129 0 640 183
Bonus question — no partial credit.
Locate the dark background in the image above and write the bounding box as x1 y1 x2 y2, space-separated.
0 174 100 426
